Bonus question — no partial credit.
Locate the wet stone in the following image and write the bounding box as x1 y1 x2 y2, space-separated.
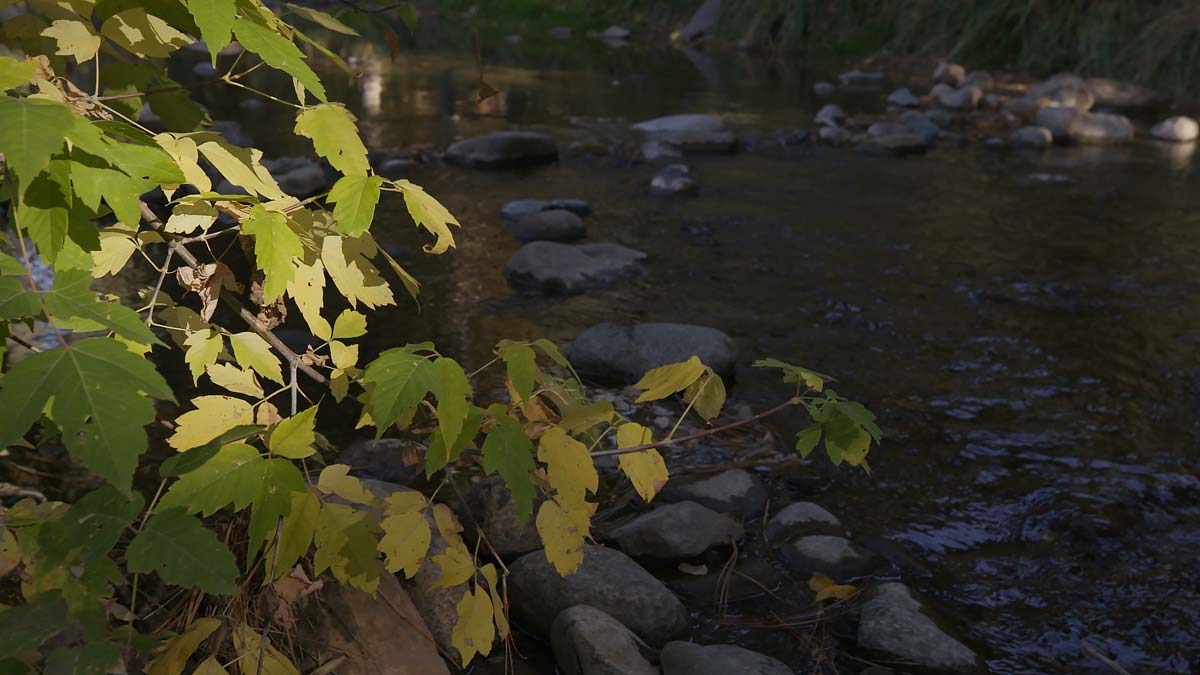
766 502 844 542
658 469 767 518
567 322 737 384
1035 106 1077 140
651 164 698 196
464 477 542 558
1008 126 1053 148
660 642 792 675
813 81 836 96
857 582 979 674
814 103 845 127
887 88 920 108
933 62 966 86
667 558 782 606
445 131 559 169
551 605 657 675
936 85 982 111
1150 116 1199 143
499 198 592 221
504 242 647 295
508 209 587 243
1066 111 1134 145
779 535 880 581
607 501 744 560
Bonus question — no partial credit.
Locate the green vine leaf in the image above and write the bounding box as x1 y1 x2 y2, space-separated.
480 406 536 523
0 592 66 656
268 405 318 459
496 340 536 403
156 443 264 516
185 0 237 65
0 276 40 320
38 486 144 566
241 205 302 303
126 507 238 595
0 56 37 90
232 16 326 102
327 174 382 236
45 269 161 347
362 347 432 436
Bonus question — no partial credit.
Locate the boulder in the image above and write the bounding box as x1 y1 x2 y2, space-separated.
857 583 979 674
608 502 744 559
509 209 587 242
508 545 689 645
932 62 966 86
886 88 919 108
1066 111 1134 145
1045 84 1094 111
1150 116 1199 143
464 477 542 558
1083 77 1159 110
667 558 782 605
766 502 843 542
660 642 792 675
651 164 698 196
313 569 450 675
338 438 421 486
899 111 941 144
1027 72 1085 100
658 469 767 517
838 70 884 91
499 198 592 221
814 103 845 127
567 322 737 384
812 81 835 96
928 83 955 102
551 606 657 675
445 131 558 169
857 134 929 158
264 157 328 197
504 242 647 295
1007 126 1053 148
1034 106 1077 140
779 535 879 581
936 85 982 111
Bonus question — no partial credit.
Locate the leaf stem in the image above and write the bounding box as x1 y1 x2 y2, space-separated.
146 247 174 326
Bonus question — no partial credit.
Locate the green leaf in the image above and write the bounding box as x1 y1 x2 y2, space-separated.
104 142 187 184
266 490 319 580
0 593 67 657
147 84 210 132
823 414 871 466
395 3 418 31
426 406 483 476
0 338 174 493
45 269 161 346
632 356 705 403
480 406 536 523
794 424 821 458
126 507 238 595
38 486 144 565
241 205 301 303
232 17 326 102
284 3 359 34
362 348 432 436
0 56 37 91
43 642 120 675
496 340 536 403
393 179 458 254
100 8 192 58
159 424 262 478
0 97 73 197
156 443 263 516
68 151 150 227
246 458 306 563
196 139 285 200
0 277 41 320
532 338 571 369
835 400 882 442
186 0 236 64
313 502 380 592
328 174 381 236
294 104 369 176
268 405 318 459
752 358 830 392
184 328 223 384
431 357 471 450
20 160 96 265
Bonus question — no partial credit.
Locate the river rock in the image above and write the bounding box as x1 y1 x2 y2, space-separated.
766 502 843 542
1034 106 1076 140
499 198 592 221
867 122 909 137
660 642 792 675
211 119 253 147
608 501 744 559
651 164 698 196
1027 72 1085 100
818 125 852 145
375 156 417 177
508 545 688 644
814 103 846 127
898 111 941 144
338 438 421 486
635 113 724 136
667 558 782 605
658 469 767 517
932 62 966 86
641 139 685 161
1084 77 1159 109
264 157 328 197
465 477 542 558
857 582 979 673
1066 111 1134 144
1008 126 1053 148
192 61 218 79
857 133 929 158
937 84 982 111
509 209 587 242
445 131 558 169
602 26 631 40
567 322 737 384
886 88 919 108
313 568 450 675
838 70 884 91
1150 116 1199 143
551 605 657 675
962 70 994 90
813 81 835 96
779 535 879 581
504 242 647 295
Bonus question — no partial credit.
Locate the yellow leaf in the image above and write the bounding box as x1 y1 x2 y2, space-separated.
537 427 597 503
332 309 367 339
321 235 394 309
450 585 495 666
206 363 264 398
316 464 374 504
559 400 616 434
197 139 286 201
684 371 726 421
329 340 358 370
164 202 218 234
535 498 594 576
394 179 459 254
193 657 230 675
0 526 21 576
90 228 137 277
378 510 430 578
313 503 381 592
384 491 426 516
430 544 474 590
231 623 300 675
268 405 318 459
229 331 283 384
432 503 464 546
155 134 211 192
183 328 223 385
146 617 221 675
615 423 668 503
168 395 255 451
808 572 856 603
286 257 330 339
632 356 705 403
479 563 509 640
42 19 101 62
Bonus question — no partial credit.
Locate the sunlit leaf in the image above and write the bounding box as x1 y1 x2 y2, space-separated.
284 3 359 35
232 17 326 102
392 179 459 254
101 8 192 58
362 347 431 435
206 362 264 398
294 103 369 176
186 0 236 65
0 56 37 90
268 405 318 459
241 205 302 303
167 395 255 452
41 19 101 62
321 234 394 308
229 331 283 384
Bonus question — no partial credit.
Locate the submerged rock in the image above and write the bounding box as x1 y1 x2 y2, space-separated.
641 139 685 162
651 164 698 196
508 545 689 645
551 605 657 675
899 110 941 144
608 501 744 559
813 81 835 96
499 198 592 221
766 502 843 542
1035 106 1077 141
1066 111 1134 144
660 642 792 675
886 88 919 108
509 209 587 242
857 583 979 673
567 322 737 384
779 535 879 581
635 113 725 136
857 133 929 158
504 242 647 295
818 125 853 145
1150 116 1199 143
838 69 884 91
659 469 767 517
445 131 558 169
1008 126 1053 148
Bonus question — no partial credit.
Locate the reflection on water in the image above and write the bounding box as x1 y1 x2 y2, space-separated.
192 34 1200 675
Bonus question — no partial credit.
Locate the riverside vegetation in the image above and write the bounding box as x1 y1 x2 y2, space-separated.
0 2 882 673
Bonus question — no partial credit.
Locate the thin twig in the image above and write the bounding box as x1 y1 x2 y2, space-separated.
257 517 285 675
590 400 796 458
146 247 174 326
5 333 41 353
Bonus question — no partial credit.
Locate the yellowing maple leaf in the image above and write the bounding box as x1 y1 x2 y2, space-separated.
378 510 430 578
633 356 705 403
537 427 597 504
450 585 495 666
168 395 255 451
616 423 668 503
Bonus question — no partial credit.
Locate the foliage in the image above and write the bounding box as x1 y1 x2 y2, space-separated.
0 1 881 672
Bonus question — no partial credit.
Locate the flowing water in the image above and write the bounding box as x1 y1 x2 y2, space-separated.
191 33 1200 675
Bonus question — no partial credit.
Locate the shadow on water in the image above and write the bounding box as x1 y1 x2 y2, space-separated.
190 30 1200 675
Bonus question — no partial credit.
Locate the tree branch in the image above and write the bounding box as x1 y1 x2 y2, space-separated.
589 399 796 458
